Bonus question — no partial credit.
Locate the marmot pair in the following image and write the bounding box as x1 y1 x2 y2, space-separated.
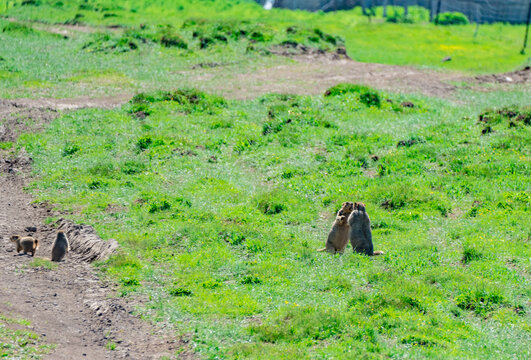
9 231 70 261
319 202 383 256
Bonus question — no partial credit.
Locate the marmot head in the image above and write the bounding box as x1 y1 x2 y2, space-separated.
354 202 366 212
9 235 21 243
336 215 347 225
338 201 354 216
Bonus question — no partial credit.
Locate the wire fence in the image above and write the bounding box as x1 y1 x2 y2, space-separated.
261 0 530 24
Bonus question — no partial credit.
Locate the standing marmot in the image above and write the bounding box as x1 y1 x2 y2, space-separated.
51 230 70 262
10 235 39 256
318 201 355 254
348 202 383 256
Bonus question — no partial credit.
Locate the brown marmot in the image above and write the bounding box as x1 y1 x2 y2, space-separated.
10 235 39 256
348 202 383 256
318 201 355 254
318 214 350 254
51 230 70 262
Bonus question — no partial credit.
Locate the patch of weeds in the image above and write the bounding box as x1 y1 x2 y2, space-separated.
82 33 138 53
62 143 81 157
105 341 117 350
135 136 164 152
234 137 256 154
148 199 172 213
219 231 246 246
87 179 108 189
324 83 373 97
2 22 35 34
250 306 345 342
455 289 506 317
0 141 14 150
120 276 140 286
360 89 381 107
258 199 287 215
27 258 58 270
130 89 226 114
120 160 146 175
201 280 221 289
168 287 193 297
397 136 426 147
400 334 438 347
462 247 483 264
477 106 531 134
241 275 262 285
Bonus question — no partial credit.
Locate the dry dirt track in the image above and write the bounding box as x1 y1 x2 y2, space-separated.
0 100 189 359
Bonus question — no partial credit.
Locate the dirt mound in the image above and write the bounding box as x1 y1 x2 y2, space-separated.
55 218 119 262
269 42 350 61
475 66 531 84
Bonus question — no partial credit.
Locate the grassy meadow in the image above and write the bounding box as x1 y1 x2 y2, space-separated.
1 0 530 359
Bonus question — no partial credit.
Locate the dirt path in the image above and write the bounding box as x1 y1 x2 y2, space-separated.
186 57 462 99
0 101 187 359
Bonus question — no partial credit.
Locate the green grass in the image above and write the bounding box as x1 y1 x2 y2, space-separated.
16 85 531 358
27 258 58 270
0 314 54 358
1 0 529 74
2 0 530 358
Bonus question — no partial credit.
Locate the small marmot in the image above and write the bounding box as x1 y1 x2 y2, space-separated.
318 214 350 254
10 235 39 256
318 201 355 254
51 230 70 262
348 202 384 256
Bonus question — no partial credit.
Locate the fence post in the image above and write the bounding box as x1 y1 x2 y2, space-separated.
434 0 442 25
521 1 531 54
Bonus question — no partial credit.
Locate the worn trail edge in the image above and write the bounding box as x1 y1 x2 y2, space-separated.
0 100 187 359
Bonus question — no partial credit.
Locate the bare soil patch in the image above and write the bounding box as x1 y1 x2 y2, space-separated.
191 58 461 99
475 66 531 84
0 101 190 359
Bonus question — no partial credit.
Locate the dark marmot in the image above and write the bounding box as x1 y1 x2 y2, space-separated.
10 235 39 256
348 202 383 256
318 201 355 254
51 230 70 262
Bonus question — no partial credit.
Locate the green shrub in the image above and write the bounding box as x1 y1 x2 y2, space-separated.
386 14 414 24
435 12 469 25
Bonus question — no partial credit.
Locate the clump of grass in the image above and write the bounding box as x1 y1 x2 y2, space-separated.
130 89 226 114
82 33 138 53
400 334 438 347
2 22 35 34
168 287 193 297
0 141 14 150
455 289 506 317
27 258 58 270
241 275 262 285
62 143 81 157
397 135 426 147
462 247 483 264
250 306 344 342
